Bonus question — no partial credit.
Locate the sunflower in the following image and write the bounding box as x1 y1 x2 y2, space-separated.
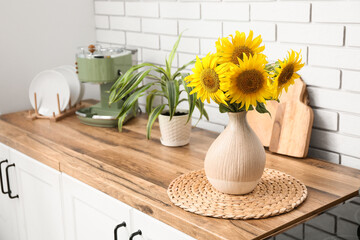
222 54 272 111
186 54 228 104
273 50 305 98
216 30 265 65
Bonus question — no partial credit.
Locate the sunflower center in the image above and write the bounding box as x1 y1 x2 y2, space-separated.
236 69 264 94
200 69 220 93
231 46 253 64
278 64 294 85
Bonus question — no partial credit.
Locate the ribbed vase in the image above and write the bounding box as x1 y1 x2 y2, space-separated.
204 112 266 195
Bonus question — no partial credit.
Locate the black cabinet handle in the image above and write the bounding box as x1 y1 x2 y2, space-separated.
129 230 142 240
0 159 8 194
114 221 126 240
0 159 9 194
5 164 18 199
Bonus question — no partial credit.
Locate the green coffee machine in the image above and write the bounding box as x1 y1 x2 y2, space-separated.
75 45 137 127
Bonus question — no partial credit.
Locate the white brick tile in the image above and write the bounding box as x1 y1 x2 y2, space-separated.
313 109 338 131
339 113 360 137
342 70 360 92
126 33 159 49
142 19 177 35
179 20 222 38
309 46 360 70
143 49 178 67
160 3 200 19
308 147 340 164
223 22 276 41
278 24 344 46
125 2 159 18
341 155 360 170
161 36 199 54
110 17 140 32
192 118 224 133
312 2 360 23
96 30 125 45
94 2 124 15
251 3 310 22
192 105 228 125
299 66 340 89
307 87 360 114
346 25 360 47
202 3 249 21
178 53 197 68
200 38 217 55
95 16 109 29
310 129 360 158
263 43 307 63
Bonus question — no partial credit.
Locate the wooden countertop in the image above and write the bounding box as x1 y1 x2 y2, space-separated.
1 103 360 240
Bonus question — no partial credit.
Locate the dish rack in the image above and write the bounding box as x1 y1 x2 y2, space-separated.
28 92 83 122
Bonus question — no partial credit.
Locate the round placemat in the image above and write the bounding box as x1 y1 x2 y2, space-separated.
167 168 307 220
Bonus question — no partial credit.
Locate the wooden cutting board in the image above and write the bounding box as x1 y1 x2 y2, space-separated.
247 78 314 158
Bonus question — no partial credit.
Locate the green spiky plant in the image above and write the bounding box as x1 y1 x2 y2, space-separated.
109 34 209 139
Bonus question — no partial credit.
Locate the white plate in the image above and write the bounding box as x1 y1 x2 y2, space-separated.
62 65 84 104
29 70 70 117
54 66 81 106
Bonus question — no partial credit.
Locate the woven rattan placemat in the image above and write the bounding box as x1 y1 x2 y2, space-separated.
167 168 307 220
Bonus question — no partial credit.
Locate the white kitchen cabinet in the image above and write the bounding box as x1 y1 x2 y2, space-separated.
0 143 195 240
10 149 65 240
0 143 20 240
62 173 132 240
130 209 195 240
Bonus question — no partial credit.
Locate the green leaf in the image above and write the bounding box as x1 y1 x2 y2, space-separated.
172 59 196 79
165 80 179 120
111 69 152 104
167 32 183 76
219 103 233 113
117 107 134 132
181 74 196 123
116 84 152 131
146 104 165 140
255 102 271 116
195 100 209 121
146 89 159 114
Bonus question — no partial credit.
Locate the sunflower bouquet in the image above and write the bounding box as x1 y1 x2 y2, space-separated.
186 30 304 114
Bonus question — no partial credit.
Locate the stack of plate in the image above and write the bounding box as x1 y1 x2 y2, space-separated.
29 65 84 117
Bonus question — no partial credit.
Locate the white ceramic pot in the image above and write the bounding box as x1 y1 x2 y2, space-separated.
204 112 266 195
158 112 191 147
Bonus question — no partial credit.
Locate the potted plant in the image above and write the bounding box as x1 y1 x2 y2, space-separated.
109 34 208 146
186 30 304 194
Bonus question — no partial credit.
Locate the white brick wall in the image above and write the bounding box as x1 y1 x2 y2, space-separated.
94 0 360 169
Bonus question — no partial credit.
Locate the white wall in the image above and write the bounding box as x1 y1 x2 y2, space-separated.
93 0 360 168
0 0 98 115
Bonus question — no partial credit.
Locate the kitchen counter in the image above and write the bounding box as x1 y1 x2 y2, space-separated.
1 101 360 240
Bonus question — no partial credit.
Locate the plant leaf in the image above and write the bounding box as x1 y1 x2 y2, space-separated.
167 32 183 76
146 89 159 114
219 103 233 113
172 59 196 79
181 74 196 123
255 102 271 116
165 80 179 120
195 100 209 121
146 104 165 139
116 84 152 131
111 69 152 104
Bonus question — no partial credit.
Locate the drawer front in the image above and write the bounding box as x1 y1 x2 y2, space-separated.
62 174 132 240
131 209 195 240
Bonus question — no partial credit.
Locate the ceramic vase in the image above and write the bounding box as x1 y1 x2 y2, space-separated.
204 112 266 195
158 112 191 147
